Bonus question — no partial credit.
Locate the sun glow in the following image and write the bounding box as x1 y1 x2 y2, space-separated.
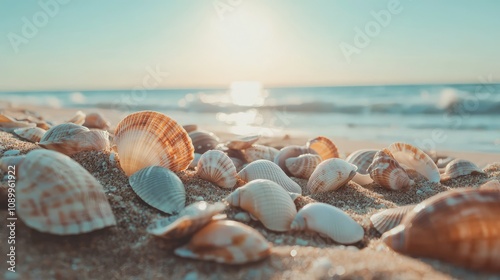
230 81 266 106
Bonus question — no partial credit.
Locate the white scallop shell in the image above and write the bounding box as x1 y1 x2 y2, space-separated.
197 150 237 189
307 159 357 193
243 144 279 163
285 154 322 179
386 142 440 183
39 123 110 155
274 145 317 175
440 159 485 181
306 136 339 160
13 127 46 143
370 204 415 234
238 160 302 194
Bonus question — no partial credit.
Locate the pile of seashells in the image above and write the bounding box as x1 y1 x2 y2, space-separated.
0 110 499 272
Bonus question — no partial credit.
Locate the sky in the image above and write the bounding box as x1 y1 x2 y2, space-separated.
0 0 499 91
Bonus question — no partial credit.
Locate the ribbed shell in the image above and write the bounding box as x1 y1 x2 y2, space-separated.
370 204 415 234
286 154 322 179
0 114 36 132
129 166 185 214
367 150 414 191
226 135 260 150
382 188 500 272
13 127 46 143
0 155 26 172
440 159 485 181
307 159 357 193
225 179 297 232
17 149 116 235
306 136 339 160
238 160 302 194
291 203 364 244
188 130 220 154
386 142 440 183
345 149 378 174
114 111 194 176
243 145 279 163
66 110 86 125
197 150 237 189
83 112 110 130
174 220 271 264
39 123 110 155
274 145 318 175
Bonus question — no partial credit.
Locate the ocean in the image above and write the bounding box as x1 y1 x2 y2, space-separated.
1 84 499 153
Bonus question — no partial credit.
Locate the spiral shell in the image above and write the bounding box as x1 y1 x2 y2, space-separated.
306 136 339 160
440 159 485 182
197 150 237 189
66 110 86 125
174 220 271 264
367 150 414 191
370 204 415 234
346 149 378 174
225 179 297 232
39 123 110 155
307 159 357 193
114 111 194 176
285 154 322 179
238 160 302 194
13 127 46 143
0 114 36 132
226 135 260 150
243 145 279 163
275 145 318 175
189 130 220 154
17 149 116 234
83 112 110 130
291 203 364 244
382 188 500 272
386 142 440 183
129 166 185 214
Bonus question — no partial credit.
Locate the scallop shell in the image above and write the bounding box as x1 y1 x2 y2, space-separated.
386 142 440 183
306 136 339 160
440 159 485 182
0 155 26 172
370 204 415 234
182 124 198 133
66 110 86 125
39 123 110 155
114 111 194 176
197 150 237 189
83 112 110 130
346 149 378 174
285 154 322 179
243 144 279 163
291 203 364 244
274 145 318 175
0 114 36 132
480 180 500 190
189 153 202 169
367 150 414 191
237 160 302 194
147 201 226 239
175 220 271 264
226 135 260 150
129 166 185 214
17 149 116 234
13 127 46 143
307 158 357 193
188 130 220 154
225 179 297 232
382 188 500 272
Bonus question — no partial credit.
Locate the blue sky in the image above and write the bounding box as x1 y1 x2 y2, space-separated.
0 0 499 90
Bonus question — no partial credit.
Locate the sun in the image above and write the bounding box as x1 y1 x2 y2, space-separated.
230 81 265 106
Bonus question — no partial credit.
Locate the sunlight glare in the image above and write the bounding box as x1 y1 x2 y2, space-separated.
230 81 266 106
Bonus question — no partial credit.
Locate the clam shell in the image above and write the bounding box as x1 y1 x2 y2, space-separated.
17 149 116 234
345 149 378 174
237 160 302 194
13 127 46 143
291 203 364 244
370 204 415 234
274 145 318 175
182 124 198 133
129 166 185 214
0 155 26 172
306 136 339 160
66 110 86 125
226 135 260 150
189 153 202 169
367 150 414 191
225 179 297 232
197 150 237 189
114 111 194 176
480 180 500 190
382 188 500 272
243 144 279 163
307 159 357 193
39 123 110 155
83 112 110 130
174 220 271 264
386 142 440 183
440 159 485 181
285 154 322 179
0 114 36 132
188 130 220 154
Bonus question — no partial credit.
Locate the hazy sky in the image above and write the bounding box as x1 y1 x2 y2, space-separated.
1 0 499 91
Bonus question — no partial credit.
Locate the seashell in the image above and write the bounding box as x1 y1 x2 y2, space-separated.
229 157 244 170
285 154 322 179
114 111 194 176
147 201 225 239
17 149 116 234
479 180 500 190
367 150 414 191
274 145 318 175
345 149 377 174
82 112 111 130
66 110 86 125
129 166 185 214
225 179 297 232
386 142 440 183
237 160 302 194
188 130 220 154
0 155 26 172
35 121 51 130
196 150 237 189
382 188 500 272
13 127 46 143
440 159 485 182
436 156 455 169
291 203 364 244
307 158 357 193
39 123 110 156
175 220 271 264
0 114 36 132
370 204 415 234
189 153 202 169
243 144 279 163
182 124 198 133
306 136 339 160
226 135 260 150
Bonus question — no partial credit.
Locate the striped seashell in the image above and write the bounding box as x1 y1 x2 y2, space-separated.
367 150 414 191
226 135 260 150
225 179 297 232
197 150 237 189
175 220 271 264
188 130 220 154
370 204 415 234
479 180 500 190
188 153 202 169
291 203 364 244
386 142 440 183
285 154 322 179
66 110 86 125
17 149 116 234
382 188 500 272
306 136 339 160
13 127 46 143
39 123 110 155
243 144 279 163
274 145 318 175
147 201 225 239
346 149 378 174
83 112 110 130
0 114 36 132
182 124 197 133
114 111 194 176
238 160 302 194
129 166 185 214
0 155 26 172
307 159 357 193
440 159 485 182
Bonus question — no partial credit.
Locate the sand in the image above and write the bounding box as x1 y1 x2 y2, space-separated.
1 105 500 280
